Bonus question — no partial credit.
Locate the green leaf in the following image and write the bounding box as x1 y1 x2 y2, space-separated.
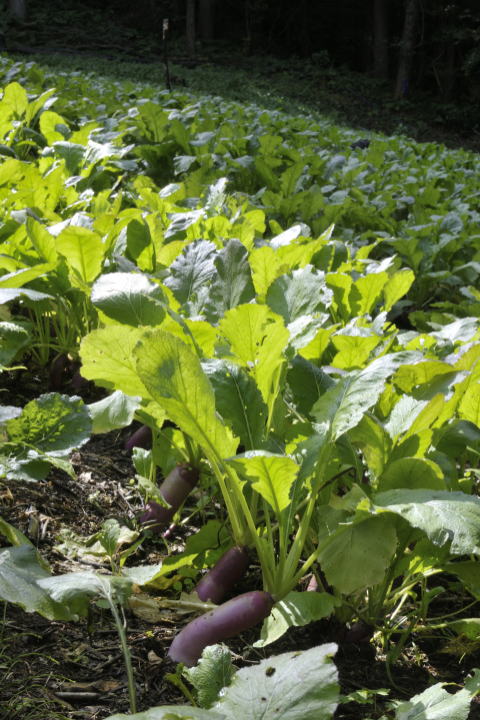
136 102 169 142
378 458 446 492
0 516 31 546
164 240 217 307
350 272 388 316
249 246 282 298
80 326 150 396
230 454 299 513
205 239 255 321
266 266 332 324
99 519 123 557
0 321 30 368
184 645 235 709
319 516 397 594
165 210 204 240
38 572 133 617
331 334 381 371
104 707 223 720
6 393 91 457
0 264 55 289
0 545 74 621
26 218 58 264
91 272 166 326
458 381 480 427
445 561 480 599
88 391 140 434
53 141 85 173
287 356 334 417
0 287 53 304
255 592 337 647
213 643 339 720
348 415 391 479
312 352 421 441
385 396 428 439
374 490 480 555
3 82 28 116
203 359 267 450
382 269 415 312
134 329 237 459
395 681 473 720
219 304 289 411
56 226 104 287
39 110 69 143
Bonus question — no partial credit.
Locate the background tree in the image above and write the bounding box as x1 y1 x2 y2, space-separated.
199 0 215 44
394 0 418 99
373 0 389 80
186 0 195 56
8 0 27 22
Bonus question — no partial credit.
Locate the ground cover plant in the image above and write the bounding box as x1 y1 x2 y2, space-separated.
0 54 480 719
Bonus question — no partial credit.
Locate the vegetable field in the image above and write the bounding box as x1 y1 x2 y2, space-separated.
1 55 480 719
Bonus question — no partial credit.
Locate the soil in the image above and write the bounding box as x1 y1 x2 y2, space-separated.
1 366 480 720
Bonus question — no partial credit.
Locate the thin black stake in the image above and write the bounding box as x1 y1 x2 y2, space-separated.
163 18 172 91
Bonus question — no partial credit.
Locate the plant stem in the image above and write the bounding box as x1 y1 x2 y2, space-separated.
108 599 137 714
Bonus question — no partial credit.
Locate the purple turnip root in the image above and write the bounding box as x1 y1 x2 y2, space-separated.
195 546 250 604
49 353 68 391
140 463 199 532
71 365 90 395
343 620 374 644
124 424 152 451
168 590 274 666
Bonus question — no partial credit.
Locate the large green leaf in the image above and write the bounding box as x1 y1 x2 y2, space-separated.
319 515 397 594
219 304 289 410
0 545 74 621
378 457 445 492
266 266 332 324
374 490 480 555
105 708 223 720
312 352 421 441
91 272 166 326
382 269 415 312
164 240 217 307
80 326 149 396
395 681 475 720
2 82 28 116
0 321 30 368
230 453 300 512
6 393 91 457
38 572 133 617
348 414 391 479
203 359 267 450
287 356 334 417
88 391 140 434
205 239 255 321
56 226 104 287
134 329 237 459
213 643 339 720
255 592 338 647
183 645 235 710
349 271 388 316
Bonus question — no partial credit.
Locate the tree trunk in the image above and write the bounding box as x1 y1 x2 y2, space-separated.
443 43 456 101
373 0 389 79
199 0 214 43
394 0 418 99
8 0 27 22
186 0 196 56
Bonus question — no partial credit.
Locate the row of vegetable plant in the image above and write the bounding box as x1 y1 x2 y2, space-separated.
0 54 479 718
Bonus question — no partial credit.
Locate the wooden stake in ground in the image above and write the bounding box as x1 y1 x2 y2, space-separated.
163 18 172 91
